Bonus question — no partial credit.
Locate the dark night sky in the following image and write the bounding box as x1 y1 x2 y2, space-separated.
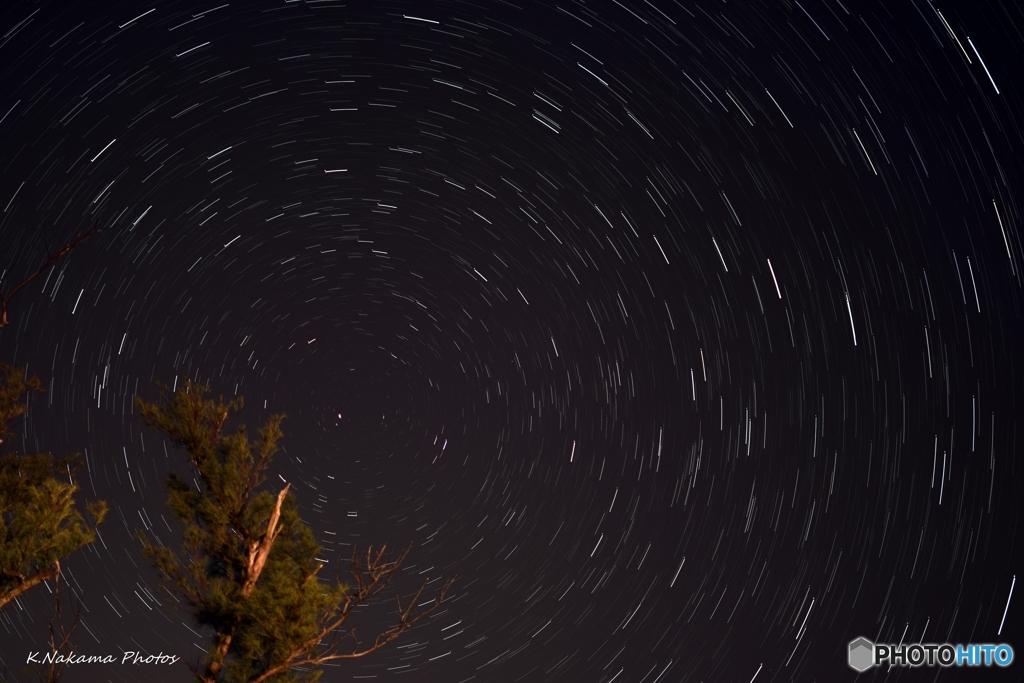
1 0 1023 681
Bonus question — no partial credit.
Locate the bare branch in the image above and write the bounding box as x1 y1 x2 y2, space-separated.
0 221 100 328
247 548 455 683
35 563 83 683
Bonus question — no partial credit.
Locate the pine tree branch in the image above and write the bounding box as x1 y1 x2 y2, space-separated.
137 382 457 683
246 551 455 683
0 561 59 612
202 630 235 683
36 564 83 683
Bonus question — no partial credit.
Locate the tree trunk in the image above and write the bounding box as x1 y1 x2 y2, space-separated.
242 484 289 598
202 485 289 681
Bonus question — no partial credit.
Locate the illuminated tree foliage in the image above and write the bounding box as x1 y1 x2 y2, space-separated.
137 380 454 683
0 364 107 613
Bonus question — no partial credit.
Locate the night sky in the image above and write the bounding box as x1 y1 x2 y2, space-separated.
0 0 1022 681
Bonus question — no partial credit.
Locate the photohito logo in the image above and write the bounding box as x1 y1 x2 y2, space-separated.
848 637 1014 671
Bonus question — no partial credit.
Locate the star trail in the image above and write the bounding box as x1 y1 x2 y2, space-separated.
1 0 1023 681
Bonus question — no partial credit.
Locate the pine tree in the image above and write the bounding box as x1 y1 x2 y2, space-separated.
137 380 454 683
0 364 107 612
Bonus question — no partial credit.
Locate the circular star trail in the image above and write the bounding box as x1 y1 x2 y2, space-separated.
1 0 1023 681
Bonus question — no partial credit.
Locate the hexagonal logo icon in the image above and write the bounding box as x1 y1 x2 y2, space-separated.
848 637 875 672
